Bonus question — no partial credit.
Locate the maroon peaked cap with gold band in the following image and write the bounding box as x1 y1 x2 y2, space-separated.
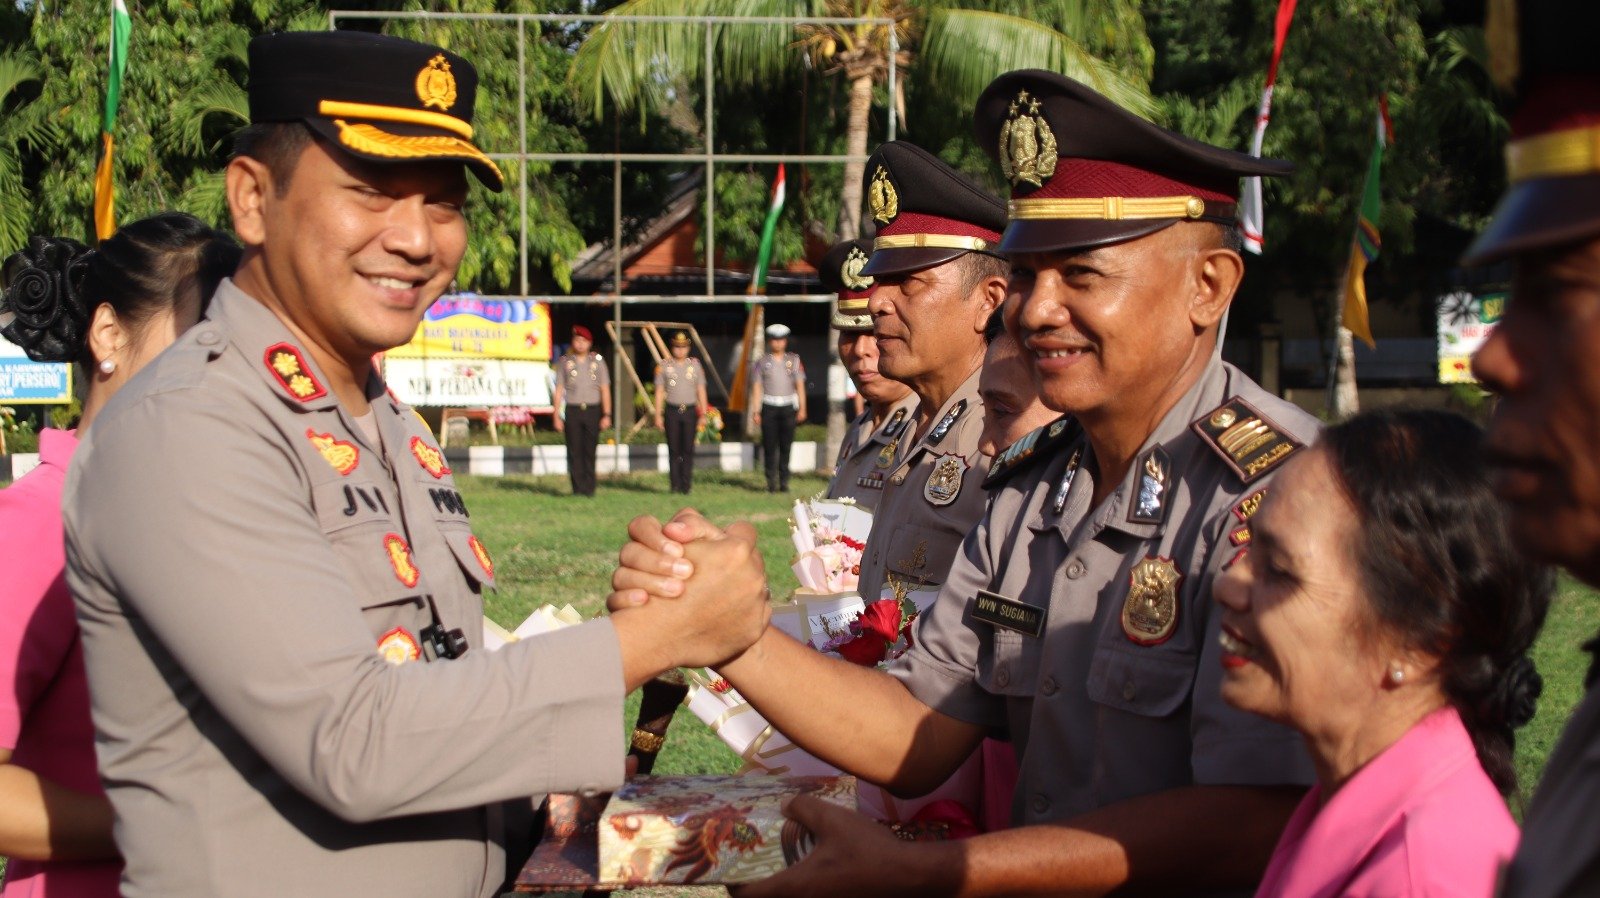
820 238 877 331
1461 2 1600 265
247 30 504 192
859 141 1008 277
974 69 1292 254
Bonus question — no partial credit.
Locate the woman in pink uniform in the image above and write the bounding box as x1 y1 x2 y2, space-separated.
0 213 238 897
1215 409 1552 898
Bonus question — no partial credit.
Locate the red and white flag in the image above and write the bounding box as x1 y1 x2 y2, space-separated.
1239 0 1298 254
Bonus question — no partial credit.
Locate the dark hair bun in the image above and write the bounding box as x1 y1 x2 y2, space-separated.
1 236 93 363
1491 655 1543 730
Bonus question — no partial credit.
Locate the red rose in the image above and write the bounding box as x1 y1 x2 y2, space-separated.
836 633 890 666
856 599 902 643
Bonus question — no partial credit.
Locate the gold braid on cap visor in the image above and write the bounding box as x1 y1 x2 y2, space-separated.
873 234 992 251
1506 125 1600 183
317 101 503 182
1008 195 1211 220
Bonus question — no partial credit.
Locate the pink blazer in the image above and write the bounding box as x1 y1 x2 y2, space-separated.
1255 706 1517 898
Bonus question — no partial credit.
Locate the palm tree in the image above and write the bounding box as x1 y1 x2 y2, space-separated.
570 0 1154 241
0 50 57 256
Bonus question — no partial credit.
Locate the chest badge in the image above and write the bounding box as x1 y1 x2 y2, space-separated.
924 453 968 506
306 428 359 475
263 343 326 402
384 533 421 588
377 627 421 665
1122 556 1182 646
410 436 451 479
467 535 495 579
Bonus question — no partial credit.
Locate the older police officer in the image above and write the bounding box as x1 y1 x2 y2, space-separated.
1464 3 1600 895
62 31 769 898
611 70 1316 896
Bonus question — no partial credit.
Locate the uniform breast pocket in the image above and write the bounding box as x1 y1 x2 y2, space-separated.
882 522 962 587
1085 640 1196 719
437 522 497 593
975 627 1042 697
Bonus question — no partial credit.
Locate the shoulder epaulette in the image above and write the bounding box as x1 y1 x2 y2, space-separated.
985 415 1078 490
1191 397 1304 484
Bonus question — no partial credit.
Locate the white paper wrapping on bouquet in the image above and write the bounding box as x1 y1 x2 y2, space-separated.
770 593 868 651
680 667 985 823
481 603 584 651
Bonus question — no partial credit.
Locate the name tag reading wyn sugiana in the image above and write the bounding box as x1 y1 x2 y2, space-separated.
971 589 1045 638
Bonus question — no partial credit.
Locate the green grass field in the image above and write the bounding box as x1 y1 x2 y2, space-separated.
459 469 1600 803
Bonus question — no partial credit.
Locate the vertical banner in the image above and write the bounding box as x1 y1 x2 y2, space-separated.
93 0 131 242
1238 0 1298 254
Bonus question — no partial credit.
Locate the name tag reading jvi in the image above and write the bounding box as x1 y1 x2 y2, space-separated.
971 589 1045 638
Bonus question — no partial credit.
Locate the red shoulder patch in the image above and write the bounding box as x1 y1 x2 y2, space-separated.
263 343 326 402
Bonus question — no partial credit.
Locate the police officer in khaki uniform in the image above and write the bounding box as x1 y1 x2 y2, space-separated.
821 237 917 510
1462 5 1600 895
553 324 611 496
653 331 707 494
610 71 1316 897
851 141 1010 605
61 32 770 898
749 323 806 492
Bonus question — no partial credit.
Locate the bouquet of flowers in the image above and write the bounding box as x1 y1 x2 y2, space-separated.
695 407 723 444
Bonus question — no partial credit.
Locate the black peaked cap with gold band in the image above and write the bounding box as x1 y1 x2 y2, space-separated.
975 70 1292 254
860 141 1007 278
820 238 876 331
248 31 504 192
1462 1 1600 265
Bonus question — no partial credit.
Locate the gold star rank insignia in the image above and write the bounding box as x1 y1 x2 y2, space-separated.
263 343 326 402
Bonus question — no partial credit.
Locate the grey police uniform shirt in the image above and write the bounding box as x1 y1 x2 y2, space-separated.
558 351 608 406
753 352 803 401
890 360 1317 829
826 391 919 512
655 357 704 406
856 369 990 602
62 280 625 898
1498 683 1600 897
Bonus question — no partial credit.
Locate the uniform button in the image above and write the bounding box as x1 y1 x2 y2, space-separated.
995 666 1010 688
1122 679 1137 701
196 330 220 346
1041 677 1058 696
1031 794 1050 815
891 473 906 485
1066 560 1086 579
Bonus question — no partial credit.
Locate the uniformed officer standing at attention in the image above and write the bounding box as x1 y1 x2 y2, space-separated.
60 31 772 898
1461 4 1600 895
610 70 1318 897
553 324 611 496
851 141 1010 605
653 331 707 494
749 322 806 492
821 237 917 510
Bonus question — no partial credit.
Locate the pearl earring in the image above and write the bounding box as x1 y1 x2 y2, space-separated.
1388 663 1406 685
98 359 116 375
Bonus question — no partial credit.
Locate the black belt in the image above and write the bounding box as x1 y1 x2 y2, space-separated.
669 404 695 412
571 402 598 410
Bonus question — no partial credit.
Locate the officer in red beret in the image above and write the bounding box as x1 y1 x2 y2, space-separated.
553 324 612 496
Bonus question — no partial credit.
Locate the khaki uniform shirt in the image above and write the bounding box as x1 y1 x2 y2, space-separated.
856 369 990 602
826 392 918 512
655 357 704 407
753 352 803 402
63 281 625 898
891 361 1317 830
1499 684 1600 897
557 351 608 406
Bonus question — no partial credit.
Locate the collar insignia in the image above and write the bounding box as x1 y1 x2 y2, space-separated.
467 534 495 579
1192 398 1303 484
869 165 899 223
1122 556 1182 646
306 428 359 475
842 247 873 290
1128 446 1172 526
264 343 326 402
929 399 967 445
416 54 458 111
377 627 420 665
410 436 451 479
384 533 421 588
1052 446 1083 515
999 89 1058 188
